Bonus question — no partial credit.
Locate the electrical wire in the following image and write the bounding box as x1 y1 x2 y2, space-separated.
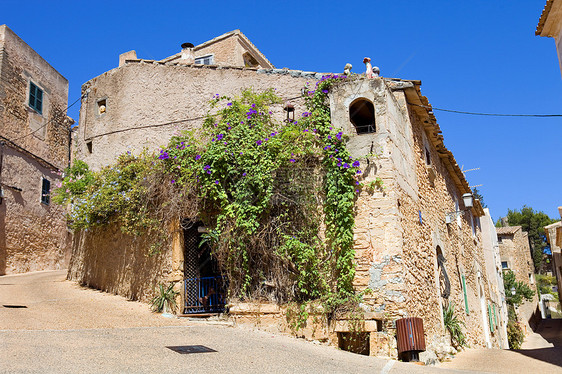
407 102 562 118
11 94 84 142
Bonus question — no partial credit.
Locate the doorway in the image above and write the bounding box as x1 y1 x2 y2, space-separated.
183 221 225 314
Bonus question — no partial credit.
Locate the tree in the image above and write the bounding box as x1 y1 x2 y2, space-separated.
503 270 534 307
500 206 558 273
503 270 534 349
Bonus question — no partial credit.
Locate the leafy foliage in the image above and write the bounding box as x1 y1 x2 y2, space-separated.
150 282 179 313
503 270 534 307
506 305 525 349
535 274 559 301
443 301 467 348
56 81 373 312
498 206 558 273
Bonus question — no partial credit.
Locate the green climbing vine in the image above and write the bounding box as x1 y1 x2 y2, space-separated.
56 75 373 314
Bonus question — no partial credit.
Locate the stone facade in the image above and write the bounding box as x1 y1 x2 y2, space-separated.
497 226 539 329
536 0 562 78
329 77 503 355
70 32 506 359
0 25 72 275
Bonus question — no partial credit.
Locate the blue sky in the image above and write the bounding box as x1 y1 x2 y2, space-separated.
2 0 561 220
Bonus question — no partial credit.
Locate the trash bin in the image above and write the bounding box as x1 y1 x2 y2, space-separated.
396 317 425 362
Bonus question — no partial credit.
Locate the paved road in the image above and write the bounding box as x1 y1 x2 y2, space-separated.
0 270 473 374
0 270 559 373
439 317 562 373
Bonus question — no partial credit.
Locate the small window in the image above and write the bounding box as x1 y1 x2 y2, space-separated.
195 54 214 65
29 82 43 114
97 99 107 115
349 98 375 134
41 178 50 205
497 236 503 244
501 261 508 269
425 147 431 165
243 52 259 67
86 140 93 153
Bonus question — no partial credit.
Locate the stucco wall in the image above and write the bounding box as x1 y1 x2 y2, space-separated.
0 145 70 275
68 223 175 303
76 63 318 171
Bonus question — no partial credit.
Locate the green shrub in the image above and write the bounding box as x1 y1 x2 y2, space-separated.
443 301 467 348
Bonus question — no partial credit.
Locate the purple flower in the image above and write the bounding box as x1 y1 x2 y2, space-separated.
352 161 360 168
217 134 224 140
204 165 211 170
215 180 219 184
256 140 262 146
264 138 269 141
322 89 328 93
242 172 247 177
356 170 362 174
303 129 309 133
337 162 342 167
336 132 343 141
251 104 256 108
171 180 175 184
290 159 296 163
227 102 232 106
356 181 360 185
343 163 350 168
323 146 331 150
158 152 170 160
195 155 201 160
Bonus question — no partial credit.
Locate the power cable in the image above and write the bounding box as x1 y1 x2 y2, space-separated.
11 94 84 142
407 102 562 118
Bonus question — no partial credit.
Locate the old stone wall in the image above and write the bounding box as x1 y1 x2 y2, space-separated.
0 25 71 169
195 34 243 66
0 144 70 275
498 228 539 327
0 25 71 275
329 77 503 355
68 223 174 303
76 62 320 170
399 105 502 350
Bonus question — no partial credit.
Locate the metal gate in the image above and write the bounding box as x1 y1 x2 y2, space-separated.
184 276 226 314
183 222 226 314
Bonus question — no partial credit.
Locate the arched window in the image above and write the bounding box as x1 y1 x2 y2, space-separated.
349 98 375 134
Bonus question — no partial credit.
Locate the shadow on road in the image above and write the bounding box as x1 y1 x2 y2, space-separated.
513 318 562 367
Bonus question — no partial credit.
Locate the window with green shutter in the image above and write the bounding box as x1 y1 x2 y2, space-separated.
493 304 497 328
29 81 43 114
462 275 469 315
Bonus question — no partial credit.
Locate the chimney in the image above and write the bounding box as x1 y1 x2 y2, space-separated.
179 42 194 64
119 50 137 67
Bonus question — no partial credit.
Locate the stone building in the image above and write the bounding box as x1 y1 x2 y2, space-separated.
497 226 539 329
69 31 505 358
536 0 562 78
0 25 73 275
